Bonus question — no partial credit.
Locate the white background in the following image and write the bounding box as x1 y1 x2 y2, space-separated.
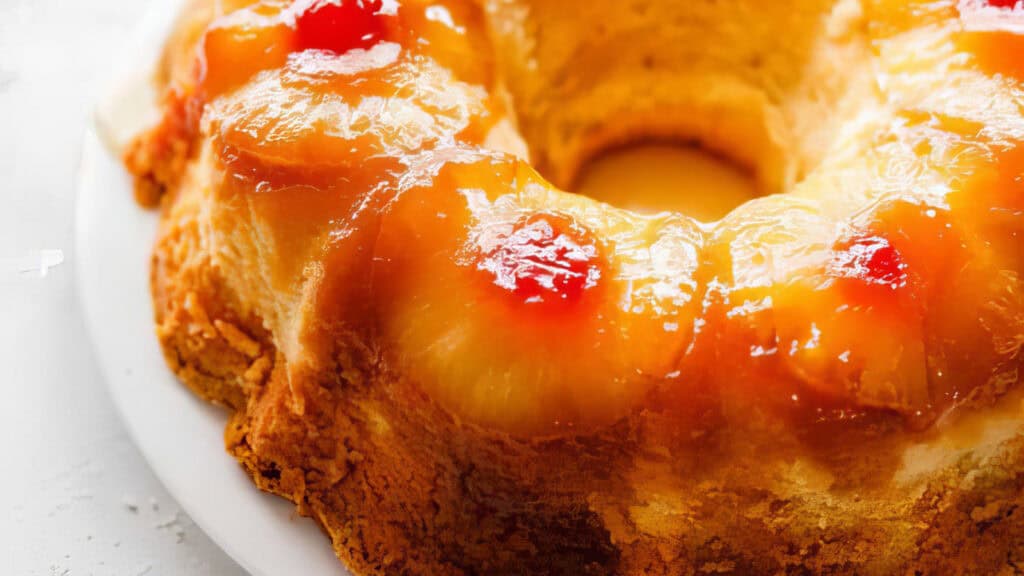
0 0 245 573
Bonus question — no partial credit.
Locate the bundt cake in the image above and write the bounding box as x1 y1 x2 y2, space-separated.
123 0 1024 573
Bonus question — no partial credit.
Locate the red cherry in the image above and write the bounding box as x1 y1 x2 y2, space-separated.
294 0 385 54
984 0 1019 8
830 233 908 291
478 213 603 308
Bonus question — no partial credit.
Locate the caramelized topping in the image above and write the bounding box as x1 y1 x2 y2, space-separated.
958 0 1024 79
476 213 603 309
200 3 296 98
196 0 487 101
962 32 1024 80
208 44 491 168
132 0 1024 437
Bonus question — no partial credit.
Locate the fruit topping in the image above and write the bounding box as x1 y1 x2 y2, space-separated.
198 0 395 98
200 2 296 98
295 0 386 54
475 213 602 309
208 44 490 168
829 232 910 303
958 0 1024 79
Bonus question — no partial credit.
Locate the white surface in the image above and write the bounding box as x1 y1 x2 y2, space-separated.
76 0 346 570
77 125 344 575
1 0 243 574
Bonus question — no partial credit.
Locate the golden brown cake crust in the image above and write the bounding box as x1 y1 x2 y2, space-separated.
130 0 1024 573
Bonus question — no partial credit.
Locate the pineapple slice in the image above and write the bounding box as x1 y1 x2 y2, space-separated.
370 149 704 435
199 1 296 99
208 43 491 168
702 195 937 419
958 0 1024 81
197 0 493 99
392 0 495 86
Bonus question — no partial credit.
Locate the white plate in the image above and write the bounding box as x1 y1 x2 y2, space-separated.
75 1 347 574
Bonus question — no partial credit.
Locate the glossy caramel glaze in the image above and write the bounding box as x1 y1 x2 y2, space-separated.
126 0 1024 573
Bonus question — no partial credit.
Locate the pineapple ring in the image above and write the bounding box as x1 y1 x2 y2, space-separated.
133 0 1024 438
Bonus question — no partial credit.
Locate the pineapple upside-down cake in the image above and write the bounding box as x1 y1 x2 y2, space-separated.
124 0 1024 573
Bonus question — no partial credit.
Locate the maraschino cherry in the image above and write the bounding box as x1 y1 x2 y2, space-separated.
295 0 386 54
478 213 603 309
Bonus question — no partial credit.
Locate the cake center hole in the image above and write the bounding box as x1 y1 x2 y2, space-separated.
573 143 759 223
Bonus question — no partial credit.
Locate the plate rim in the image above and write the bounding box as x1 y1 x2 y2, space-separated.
74 2 348 574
